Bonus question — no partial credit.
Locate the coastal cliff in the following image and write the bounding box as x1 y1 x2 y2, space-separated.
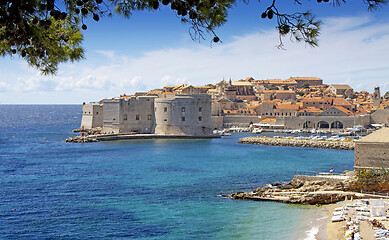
239 136 355 150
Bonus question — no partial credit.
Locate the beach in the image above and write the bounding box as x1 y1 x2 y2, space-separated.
314 199 389 240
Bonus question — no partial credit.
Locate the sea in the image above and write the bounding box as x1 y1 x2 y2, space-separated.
0 105 354 240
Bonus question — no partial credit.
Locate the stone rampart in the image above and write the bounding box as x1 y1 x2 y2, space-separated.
239 136 355 150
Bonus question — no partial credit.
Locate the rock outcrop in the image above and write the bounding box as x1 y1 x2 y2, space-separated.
229 174 355 205
65 136 99 143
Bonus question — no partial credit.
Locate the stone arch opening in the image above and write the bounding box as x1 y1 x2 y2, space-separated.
317 121 330 129
303 121 314 129
331 121 343 129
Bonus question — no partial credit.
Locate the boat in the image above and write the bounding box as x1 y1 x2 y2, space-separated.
252 128 262 134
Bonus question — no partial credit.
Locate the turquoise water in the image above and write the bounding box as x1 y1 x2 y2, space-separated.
0 105 354 239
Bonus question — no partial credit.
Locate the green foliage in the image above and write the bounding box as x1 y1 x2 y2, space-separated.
302 83 310 89
384 91 389 99
298 91 304 96
267 84 278 90
282 85 289 90
357 168 389 179
0 0 388 74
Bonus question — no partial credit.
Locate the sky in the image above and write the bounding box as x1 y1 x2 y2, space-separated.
1 1 389 104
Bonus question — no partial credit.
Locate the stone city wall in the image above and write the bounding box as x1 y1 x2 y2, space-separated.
354 142 389 170
371 109 389 124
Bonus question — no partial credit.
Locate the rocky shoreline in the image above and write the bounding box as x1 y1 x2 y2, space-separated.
239 136 355 150
226 174 389 205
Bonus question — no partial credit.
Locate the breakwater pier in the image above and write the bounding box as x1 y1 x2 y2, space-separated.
239 136 355 150
66 133 220 143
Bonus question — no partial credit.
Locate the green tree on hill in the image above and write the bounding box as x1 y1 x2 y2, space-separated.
0 0 387 74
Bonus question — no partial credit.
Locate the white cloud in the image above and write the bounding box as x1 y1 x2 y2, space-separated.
1 15 389 103
0 81 10 92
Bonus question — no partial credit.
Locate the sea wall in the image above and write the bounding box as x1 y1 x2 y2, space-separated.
65 133 220 143
239 136 355 150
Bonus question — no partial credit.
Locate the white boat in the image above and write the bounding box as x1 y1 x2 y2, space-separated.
252 128 262 134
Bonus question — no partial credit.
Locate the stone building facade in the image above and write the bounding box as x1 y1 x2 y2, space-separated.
328 84 354 98
284 115 371 129
154 94 212 136
81 102 103 130
354 127 389 170
81 94 213 136
102 96 156 134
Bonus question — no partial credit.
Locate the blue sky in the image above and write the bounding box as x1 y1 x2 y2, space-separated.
1 1 389 104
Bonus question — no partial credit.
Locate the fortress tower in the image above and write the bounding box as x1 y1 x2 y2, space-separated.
373 86 381 108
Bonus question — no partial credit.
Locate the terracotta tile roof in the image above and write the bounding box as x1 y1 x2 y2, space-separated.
194 86 212 88
333 106 354 116
332 98 352 105
302 97 332 103
286 77 322 81
258 90 295 93
298 107 323 113
275 104 300 110
231 81 253 86
329 84 352 90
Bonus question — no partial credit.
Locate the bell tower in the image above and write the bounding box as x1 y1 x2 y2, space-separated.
373 86 381 108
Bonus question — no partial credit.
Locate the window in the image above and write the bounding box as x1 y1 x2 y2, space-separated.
199 116 202 121
123 115 127 120
182 117 185 121
164 107 167 112
147 115 152 120
181 107 185 112
164 119 167 121
199 107 202 112
96 112 98 114
136 115 140 120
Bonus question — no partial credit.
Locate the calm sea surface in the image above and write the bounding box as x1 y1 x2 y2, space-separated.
0 105 354 239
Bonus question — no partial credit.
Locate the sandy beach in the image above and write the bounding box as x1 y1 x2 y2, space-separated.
314 199 389 240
